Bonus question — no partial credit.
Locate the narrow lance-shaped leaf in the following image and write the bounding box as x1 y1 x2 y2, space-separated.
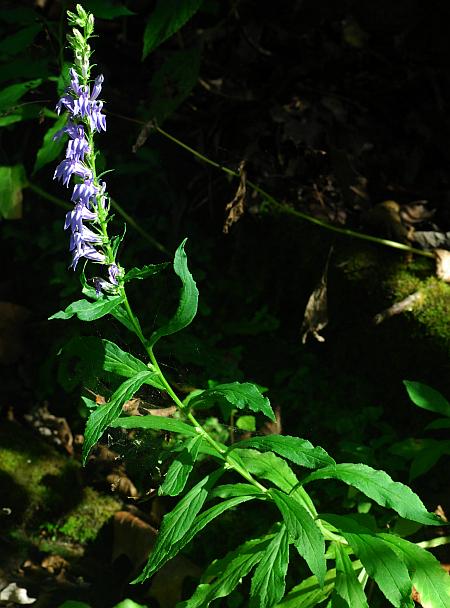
323 515 412 608
82 370 154 463
229 434 335 469
270 489 326 586
49 296 123 322
191 382 275 422
159 434 203 496
331 542 369 608
250 525 290 608
403 380 450 417
379 533 450 608
179 534 273 608
135 469 221 573
302 463 441 526
148 239 198 348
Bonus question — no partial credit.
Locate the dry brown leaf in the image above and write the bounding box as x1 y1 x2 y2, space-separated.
301 249 332 344
435 249 450 282
106 473 138 498
112 510 157 576
147 554 201 608
223 160 246 233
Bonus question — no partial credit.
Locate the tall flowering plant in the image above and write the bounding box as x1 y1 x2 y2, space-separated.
50 6 450 607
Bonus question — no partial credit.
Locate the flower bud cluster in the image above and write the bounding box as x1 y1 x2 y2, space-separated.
53 5 122 293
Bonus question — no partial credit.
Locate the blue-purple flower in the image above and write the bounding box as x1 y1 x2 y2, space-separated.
54 65 108 271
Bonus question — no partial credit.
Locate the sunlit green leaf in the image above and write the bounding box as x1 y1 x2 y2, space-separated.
250 525 290 608
229 434 334 469
403 381 450 417
149 239 198 347
271 489 326 586
303 463 441 525
49 296 123 322
380 533 450 608
233 449 299 493
324 515 412 608
159 435 203 496
331 542 369 608
83 370 155 463
276 568 340 608
180 535 273 608
142 0 204 58
191 382 275 421
134 468 225 582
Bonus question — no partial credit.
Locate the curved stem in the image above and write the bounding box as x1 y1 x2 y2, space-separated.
154 125 435 260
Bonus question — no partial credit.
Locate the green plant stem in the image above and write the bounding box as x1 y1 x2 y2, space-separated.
119 286 268 494
154 125 435 260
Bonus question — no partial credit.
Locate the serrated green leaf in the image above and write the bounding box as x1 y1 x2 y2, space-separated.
0 79 42 111
49 296 123 322
134 468 224 582
82 371 154 463
142 0 204 58
149 239 198 348
250 525 290 608
303 463 441 526
271 489 326 586
33 113 66 174
332 542 369 608
191 382 275 422
0 164 26 219
403 381 450 417
229 435 334 469
233 449 299 493
124 262 169 282
179 535 273 608
159 435 203 496
380 534 450 608
323 515 412 608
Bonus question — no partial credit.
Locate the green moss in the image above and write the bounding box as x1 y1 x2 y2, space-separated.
0 422 81 528
58 487 121 543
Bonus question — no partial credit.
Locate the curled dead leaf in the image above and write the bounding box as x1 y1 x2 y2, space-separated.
223 160 246 233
